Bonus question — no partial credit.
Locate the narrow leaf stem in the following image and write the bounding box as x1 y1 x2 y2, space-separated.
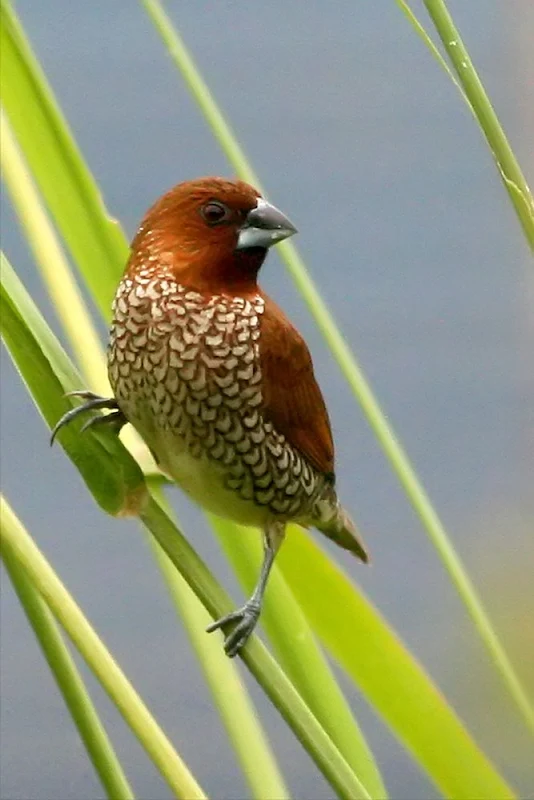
2 542 135 800
393 0 467 99
141 496 371 800
0 496 208 800
422 0 534 249
210 515 388 800
148 487 291 800
0 110 108 393
0 0 128 310
150 538 291 800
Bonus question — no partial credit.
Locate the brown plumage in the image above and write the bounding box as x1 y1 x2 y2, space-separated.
52 176 368 657
259 295 334 476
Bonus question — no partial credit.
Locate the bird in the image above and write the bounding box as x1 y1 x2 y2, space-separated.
52 176 368 657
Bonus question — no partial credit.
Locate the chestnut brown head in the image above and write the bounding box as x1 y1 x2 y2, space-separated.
128 177 297 294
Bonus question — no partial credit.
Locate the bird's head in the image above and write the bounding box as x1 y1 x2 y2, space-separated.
128 177 297 294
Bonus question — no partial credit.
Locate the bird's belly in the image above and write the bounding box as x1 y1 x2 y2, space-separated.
157 436 271 526
120 389 319 527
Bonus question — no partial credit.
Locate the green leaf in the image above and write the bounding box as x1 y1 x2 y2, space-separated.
210 515 388 800
0 0 128 315
420 0 534 251
0 108 109 392
141 497 371 800
0 253 145 517
277 525 515 800
149 489 290 800
1 539 135 800
0 497 207 800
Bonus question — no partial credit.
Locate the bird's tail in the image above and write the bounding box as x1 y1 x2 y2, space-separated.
314 499 369 563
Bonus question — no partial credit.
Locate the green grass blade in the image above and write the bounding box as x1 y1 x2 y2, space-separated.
0 497 207 800
140 0 260 187
394 0 534 250
0 0 127 314
209 515 388 800
0 253 146 517
141 497 371 800
1 110 108 392
276 525 515 800
1 540 135 800
148 491 290 800
210 518 515 798
0 109 157 474
140 0 534 736
150 536 291 800
393 0 466 99
420 0 534 250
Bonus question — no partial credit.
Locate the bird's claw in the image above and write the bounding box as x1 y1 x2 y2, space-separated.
79 410 125 434
206 602 261 658
50 391 126 445
64 390 104 401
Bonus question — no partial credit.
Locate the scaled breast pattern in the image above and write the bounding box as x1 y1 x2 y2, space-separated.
108 270 320 520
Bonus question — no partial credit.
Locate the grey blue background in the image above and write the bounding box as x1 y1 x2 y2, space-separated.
1 2 533 798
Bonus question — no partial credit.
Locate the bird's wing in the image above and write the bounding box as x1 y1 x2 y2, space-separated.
259 295 334 477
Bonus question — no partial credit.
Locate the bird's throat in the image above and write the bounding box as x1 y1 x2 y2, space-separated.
178 247 267 296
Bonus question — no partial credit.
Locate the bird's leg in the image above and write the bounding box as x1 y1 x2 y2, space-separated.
207 521 286 658
50 390 127 445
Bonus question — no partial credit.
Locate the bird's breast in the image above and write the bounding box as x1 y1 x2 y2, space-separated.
107 271 321 522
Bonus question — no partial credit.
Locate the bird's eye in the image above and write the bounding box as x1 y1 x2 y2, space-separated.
201 201 230 225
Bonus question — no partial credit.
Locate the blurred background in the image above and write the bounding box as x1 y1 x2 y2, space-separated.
1 1 533 798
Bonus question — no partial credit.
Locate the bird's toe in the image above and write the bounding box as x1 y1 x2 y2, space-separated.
50 392 122 445
206 602 260 657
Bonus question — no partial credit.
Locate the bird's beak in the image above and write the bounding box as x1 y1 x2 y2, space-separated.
236 198 298 250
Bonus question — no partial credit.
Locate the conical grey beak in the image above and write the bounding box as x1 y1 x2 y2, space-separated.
236 198 298 250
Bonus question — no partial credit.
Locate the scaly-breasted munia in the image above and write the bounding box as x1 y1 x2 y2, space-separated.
52 177 368 656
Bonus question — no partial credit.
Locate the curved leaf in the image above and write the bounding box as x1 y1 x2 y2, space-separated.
277 525 515 800
0 0 127 314
211 515 387 799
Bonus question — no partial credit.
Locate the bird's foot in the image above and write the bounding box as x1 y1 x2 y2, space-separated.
50 390 126 445
206 601 261 658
